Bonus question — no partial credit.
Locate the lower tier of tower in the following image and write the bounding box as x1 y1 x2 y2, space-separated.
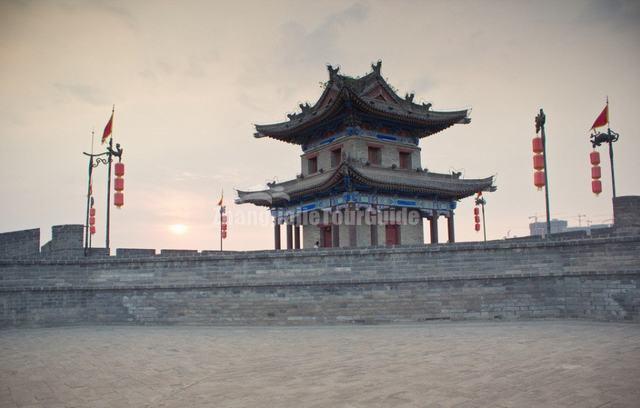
271 208 455 249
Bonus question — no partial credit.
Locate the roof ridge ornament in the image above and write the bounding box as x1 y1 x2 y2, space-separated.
327 64 340 80
371 60 382 75
405 93 415 103
299 103 311 114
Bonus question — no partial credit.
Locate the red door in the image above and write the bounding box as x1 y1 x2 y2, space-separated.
321 226 332 248
385 224 400 246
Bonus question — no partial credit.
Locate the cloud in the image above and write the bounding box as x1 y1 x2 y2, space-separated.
409 76 435 100
56 0 138 30
581 0 640 26
278 2 370 68
53 83 109 106
172 170 242 183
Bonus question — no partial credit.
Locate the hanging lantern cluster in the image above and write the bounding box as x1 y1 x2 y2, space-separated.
114 162 125 208
220 206 228 239
532 135 545 190
89 206 96 235
473 205 481 232
590 150 602 195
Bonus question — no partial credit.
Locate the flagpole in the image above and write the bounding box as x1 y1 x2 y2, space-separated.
220 189 224 251
89 130 94 251
84 130 95 256
589 98 619 200
105 105 114 251
536 108 552 237
218 189 225 251
606 97 617 199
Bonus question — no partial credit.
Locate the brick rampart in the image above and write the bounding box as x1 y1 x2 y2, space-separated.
0 228 39 259
614 196 640 234
1 235 638 327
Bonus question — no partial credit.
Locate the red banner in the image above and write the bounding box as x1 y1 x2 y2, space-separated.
102 112 113 144
590 105 608 130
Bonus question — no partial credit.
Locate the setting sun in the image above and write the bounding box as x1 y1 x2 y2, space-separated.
168 224 188 235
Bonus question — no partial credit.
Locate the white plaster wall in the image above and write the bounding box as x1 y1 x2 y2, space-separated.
302 224 320 249
401 217 424 245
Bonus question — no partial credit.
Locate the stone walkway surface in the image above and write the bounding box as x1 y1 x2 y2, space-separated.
0 321 639 408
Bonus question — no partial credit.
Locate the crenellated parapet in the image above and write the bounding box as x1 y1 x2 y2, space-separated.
1 233 639 327
614 196 640 234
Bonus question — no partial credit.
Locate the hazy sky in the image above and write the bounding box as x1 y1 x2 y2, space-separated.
1 0 639 251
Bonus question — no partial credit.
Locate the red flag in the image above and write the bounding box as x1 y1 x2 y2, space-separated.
101 112 113 144
590 105 608 130
217 189 224 206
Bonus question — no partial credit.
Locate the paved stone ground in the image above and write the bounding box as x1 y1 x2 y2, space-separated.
0 321 639 408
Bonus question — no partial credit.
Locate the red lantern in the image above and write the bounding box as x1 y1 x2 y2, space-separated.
591 165 601 180
114 162 125 177
532 137 543 154
474 223 481 232
90 225 96 235
114 177 124 192
474 215 480 223
221 231 227 239
590 150 600 166
473 207 479 215
534 171 545 189
533 154 545 170
89 216 96 226
592 179 602 195
221 224 227 231
221 215 228 223
114 192 124 208
90 208 96 216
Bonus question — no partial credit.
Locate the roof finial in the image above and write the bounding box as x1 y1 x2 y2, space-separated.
371 60 382 75
405 93 415 102
327 64 340 80
299 102 311 114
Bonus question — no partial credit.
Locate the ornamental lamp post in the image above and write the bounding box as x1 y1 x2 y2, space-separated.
82 136 124 255
474 193 487 242
533 108 551 237
589 110 620 199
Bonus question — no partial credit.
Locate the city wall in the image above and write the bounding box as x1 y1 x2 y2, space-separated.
0 197 639 327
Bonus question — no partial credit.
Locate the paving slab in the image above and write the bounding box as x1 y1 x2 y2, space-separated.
0 321 639 407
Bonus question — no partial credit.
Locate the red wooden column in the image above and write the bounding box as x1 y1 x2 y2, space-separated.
429 211 439 244
286 223 293 250
447 212 455 243
348 205 357 247
370 224 378 246
294 223 301 249
331 224 340 248
274 219 281 250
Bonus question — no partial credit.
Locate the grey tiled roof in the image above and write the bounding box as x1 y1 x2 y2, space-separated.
254 61 470 144
237 160 494 206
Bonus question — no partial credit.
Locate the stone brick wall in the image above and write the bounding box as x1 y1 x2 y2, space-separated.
400 218 424 245
303 224 321 248
0 228 40 259
349 137 420 169
1 235 638 327
40 225 84 258
301 134 423 177
614 196 640 234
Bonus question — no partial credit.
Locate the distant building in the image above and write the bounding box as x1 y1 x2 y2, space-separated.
237 61 495 249
529 219 568 236
529 219 613 237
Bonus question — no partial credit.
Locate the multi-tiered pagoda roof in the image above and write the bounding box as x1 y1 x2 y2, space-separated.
254 61 470 146
237 158 494 207
239 61 495 209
